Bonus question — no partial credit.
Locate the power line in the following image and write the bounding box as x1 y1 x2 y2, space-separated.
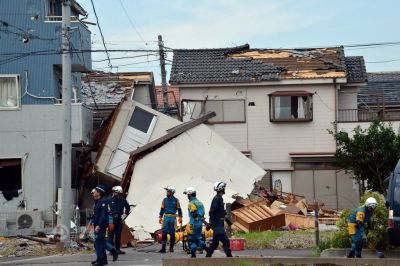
343 41 400 48
92 53 158 62
90 0 112 68
366 58 400 64
109 59 159 67
118 0 147 45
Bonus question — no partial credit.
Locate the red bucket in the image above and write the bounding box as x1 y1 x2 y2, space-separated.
229 238 244 251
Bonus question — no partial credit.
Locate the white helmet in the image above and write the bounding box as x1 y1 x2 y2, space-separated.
183 187 196 195
365 197 378 208
165 185 176 194
214 181 226 192
112 186 123 194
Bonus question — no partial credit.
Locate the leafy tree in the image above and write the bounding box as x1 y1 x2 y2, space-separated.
331 120 400 194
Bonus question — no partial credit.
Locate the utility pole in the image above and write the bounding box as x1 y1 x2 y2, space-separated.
158 35 168 113
60 0 72 246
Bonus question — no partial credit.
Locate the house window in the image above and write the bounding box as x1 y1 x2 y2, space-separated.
0 75 20 109
49 0 58 16
181 99 245 123
128 107 155 133
0 158 22 191
269 91 313 122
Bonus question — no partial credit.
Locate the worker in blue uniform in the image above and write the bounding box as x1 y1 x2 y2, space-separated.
158 185 182 253
183 187 207 258
108 185 131 255
347 197 378 258
91 185 118 266
206 181 232 258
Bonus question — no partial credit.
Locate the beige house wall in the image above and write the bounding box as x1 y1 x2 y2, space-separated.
180 83 337 170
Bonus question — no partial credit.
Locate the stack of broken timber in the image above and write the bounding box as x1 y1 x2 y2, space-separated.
231 189 339 233
231 199 314 233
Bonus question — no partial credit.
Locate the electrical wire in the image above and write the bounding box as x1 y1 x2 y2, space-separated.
110 59 159 67
92 53 158 62
89 0 112 68
118 0 147 46
366 58 400 64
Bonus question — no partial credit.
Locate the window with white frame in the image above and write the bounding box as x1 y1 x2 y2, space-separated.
0 75 19 109
181 99 245 123
269 91 313 121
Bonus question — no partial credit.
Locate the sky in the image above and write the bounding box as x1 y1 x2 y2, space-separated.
78 0 400 84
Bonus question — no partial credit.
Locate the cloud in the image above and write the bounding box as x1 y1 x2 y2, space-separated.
106 0 324 49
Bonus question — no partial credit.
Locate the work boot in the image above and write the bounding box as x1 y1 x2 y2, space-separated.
191 251 196 258
347 250 355 258
92 263 105 266
110 248 118 262
159 244 166 253
91 261 97 265
356 254 362 258
169 237 175 253
117 250 126 255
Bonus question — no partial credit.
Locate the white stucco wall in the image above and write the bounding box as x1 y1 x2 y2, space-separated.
125 124 266 233
0 104 92 216
180 83 337 170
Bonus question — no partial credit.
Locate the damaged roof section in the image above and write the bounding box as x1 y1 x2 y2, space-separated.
81 71 155 106
170 44 282 84
170 44 366 84
359 72 400 107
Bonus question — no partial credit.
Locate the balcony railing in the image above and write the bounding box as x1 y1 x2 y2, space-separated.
338 108 400 122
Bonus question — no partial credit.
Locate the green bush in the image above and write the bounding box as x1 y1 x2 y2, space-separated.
331 191 388 250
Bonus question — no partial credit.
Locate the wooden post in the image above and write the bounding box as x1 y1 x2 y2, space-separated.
314 201 320 246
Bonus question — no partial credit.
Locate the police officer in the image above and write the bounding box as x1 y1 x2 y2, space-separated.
91 185 118 266
347 197 378 258
184 187 207 258
158 185 183 253
108 185 131 255
205 181 232 258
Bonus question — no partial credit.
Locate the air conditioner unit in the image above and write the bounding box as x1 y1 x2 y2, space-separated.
15 211 44 230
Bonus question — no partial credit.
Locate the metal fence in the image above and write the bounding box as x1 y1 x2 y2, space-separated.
338 108 400 122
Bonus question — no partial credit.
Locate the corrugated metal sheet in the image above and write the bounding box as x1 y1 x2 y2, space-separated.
0 0 91 105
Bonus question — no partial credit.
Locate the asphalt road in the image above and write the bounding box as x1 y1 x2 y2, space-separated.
0 243 315 266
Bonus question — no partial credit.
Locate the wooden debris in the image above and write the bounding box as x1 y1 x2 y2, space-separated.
17 235 54 245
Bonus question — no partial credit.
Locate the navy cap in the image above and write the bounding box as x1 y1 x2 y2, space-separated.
94 184 107 193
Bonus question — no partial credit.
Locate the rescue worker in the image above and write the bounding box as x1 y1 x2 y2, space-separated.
91 185 118 266
183 187 208 258
88 189 117 263
158 185 183 253
347 197 378 258
205 181 232 258
108 185 131 255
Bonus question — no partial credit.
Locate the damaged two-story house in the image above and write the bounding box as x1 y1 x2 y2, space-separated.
0 0 92 235
170 44 368 209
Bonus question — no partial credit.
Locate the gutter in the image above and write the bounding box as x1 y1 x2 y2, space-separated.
175 78 348 88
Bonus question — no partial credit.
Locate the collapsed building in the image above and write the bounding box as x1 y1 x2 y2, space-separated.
82 99 267 233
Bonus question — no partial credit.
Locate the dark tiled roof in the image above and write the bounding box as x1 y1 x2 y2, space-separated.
344 57 368 83
358 72 400 107
170 44 282 84
170 44 365 85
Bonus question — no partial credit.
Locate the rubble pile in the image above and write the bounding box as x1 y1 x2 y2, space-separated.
0 236 91 257
231 185 339 233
